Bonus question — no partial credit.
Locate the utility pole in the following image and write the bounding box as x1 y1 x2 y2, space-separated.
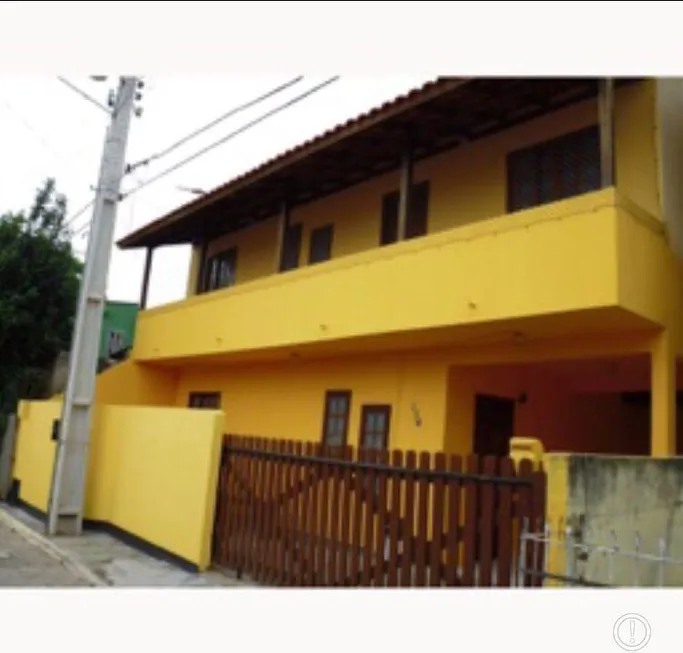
47 76 142 536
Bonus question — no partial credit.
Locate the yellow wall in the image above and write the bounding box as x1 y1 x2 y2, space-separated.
207 216 280 284
175 352 448 452
94 359 178 405
135 190 646 362
12 400 61 512
190 81 658 294
86 405 223 569
13 401 223 570
542 453 569 585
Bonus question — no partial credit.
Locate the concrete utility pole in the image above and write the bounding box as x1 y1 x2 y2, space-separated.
47 76 141 536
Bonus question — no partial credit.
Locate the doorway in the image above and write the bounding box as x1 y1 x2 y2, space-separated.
473 394 516 458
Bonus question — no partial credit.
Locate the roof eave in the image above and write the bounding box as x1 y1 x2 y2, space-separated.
116 76 470 250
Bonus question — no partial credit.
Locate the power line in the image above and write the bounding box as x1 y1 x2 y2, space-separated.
124 76 340 201
72 76 340 239
71 77 304 236
0 94 68 163
57 76 111 115
127 76 304 173
65 199 95 231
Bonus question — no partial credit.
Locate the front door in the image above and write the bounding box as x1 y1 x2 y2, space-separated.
472 394 516 564
473 394 516 458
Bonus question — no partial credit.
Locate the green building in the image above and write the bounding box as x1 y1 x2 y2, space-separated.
99 301 139 363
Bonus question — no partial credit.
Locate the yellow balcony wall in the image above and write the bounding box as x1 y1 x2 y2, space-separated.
184 81 659 298
133 189 665 364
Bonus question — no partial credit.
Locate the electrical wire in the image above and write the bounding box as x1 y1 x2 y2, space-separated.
127 75 304 172
124 76 339 201
57 76 111 115
65 199 95 232
71 76 339 239
0 94 67 163
70 76 304 237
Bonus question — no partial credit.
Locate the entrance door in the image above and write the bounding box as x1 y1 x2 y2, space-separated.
473 394 516 458
472 394 516 565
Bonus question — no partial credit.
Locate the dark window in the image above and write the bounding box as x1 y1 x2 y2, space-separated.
188 392 221 409
280 223 303 272
202 248 237 292
359 404 392 451
308 224 334 265
507 125 601 213
380 192 399 245
380 181 430 246
322 390 351 448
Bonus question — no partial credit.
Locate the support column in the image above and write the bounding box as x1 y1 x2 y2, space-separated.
598 78 615 188
195 240 209 294
651 330 676 457
274 199 290 272
139 246 154 310
396 136 414 241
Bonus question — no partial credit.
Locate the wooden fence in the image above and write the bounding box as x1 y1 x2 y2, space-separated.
212 435 546 587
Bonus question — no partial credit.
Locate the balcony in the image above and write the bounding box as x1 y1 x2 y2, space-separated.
131 189 674 365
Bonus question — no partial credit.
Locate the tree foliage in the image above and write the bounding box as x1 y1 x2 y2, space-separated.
0 179 83 415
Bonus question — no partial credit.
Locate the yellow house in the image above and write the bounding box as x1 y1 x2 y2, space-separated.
110 76 683 460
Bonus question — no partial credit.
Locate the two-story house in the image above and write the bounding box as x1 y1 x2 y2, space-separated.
103 76 683 460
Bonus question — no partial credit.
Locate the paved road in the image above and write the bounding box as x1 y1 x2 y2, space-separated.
1 505 249 587
0 519 90 587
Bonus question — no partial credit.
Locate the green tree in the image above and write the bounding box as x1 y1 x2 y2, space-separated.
0 178 83 424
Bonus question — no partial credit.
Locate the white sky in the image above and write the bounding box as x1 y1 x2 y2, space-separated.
0 75 428 308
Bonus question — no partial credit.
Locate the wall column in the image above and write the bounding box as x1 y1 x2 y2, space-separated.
274 199 290 273
598 78 615 187
396 136 414 241
195 240 209 294
139 246 154 310
651 329 676 457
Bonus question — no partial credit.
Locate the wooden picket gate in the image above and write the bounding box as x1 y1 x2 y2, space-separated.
212 435 546 587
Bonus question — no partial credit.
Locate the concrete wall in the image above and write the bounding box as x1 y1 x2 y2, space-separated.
12 400 223 571
547 453 683 586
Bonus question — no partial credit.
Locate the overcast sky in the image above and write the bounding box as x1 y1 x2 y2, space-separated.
0 75 428 308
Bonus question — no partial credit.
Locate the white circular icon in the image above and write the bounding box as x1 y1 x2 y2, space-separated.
613 614 651 651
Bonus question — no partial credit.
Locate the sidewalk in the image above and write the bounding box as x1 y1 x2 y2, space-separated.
0 504 250 587
0 515 91 586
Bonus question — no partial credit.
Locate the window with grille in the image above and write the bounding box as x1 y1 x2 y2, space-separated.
202 248 237 292
321 390 351 447
507 125 602 213
188 392 222 409
359 404 392 451
308 224 334 265
380 180 430 245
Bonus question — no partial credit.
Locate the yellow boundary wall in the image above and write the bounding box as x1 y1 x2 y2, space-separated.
12 399 223 571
